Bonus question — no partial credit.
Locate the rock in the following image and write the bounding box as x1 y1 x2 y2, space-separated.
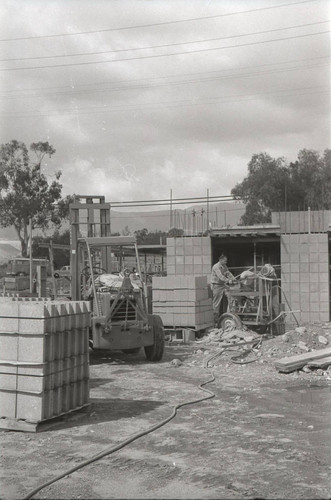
318 335 328 345
298 341 309 351
295 326 307 335
283 334 289 342
302 365 311 373
170 359 182 367
196 349 203 355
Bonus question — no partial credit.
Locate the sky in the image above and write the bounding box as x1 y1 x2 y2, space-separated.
0 0 330 211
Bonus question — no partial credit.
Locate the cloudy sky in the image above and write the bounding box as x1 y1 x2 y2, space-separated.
0 0 330 210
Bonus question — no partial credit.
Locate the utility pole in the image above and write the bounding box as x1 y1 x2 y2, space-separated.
29 218 33 293
206 188 209 232
201 208 205 234
169 189 173 229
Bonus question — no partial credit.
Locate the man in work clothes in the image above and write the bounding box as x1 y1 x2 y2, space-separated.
211 254 235 326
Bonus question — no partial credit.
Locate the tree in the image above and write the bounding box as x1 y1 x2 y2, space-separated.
122 225 131 236
32 229 70 269
231 149 331 225
0 140 64 256
168 227 184 238
134 228 149 244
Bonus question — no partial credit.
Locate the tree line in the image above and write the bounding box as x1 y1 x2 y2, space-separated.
0 140 330 257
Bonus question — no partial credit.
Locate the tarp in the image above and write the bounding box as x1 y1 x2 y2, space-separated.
95 273 141 291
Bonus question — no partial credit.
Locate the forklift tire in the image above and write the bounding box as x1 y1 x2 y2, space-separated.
144 315 165 362
218 312 243 330
122 348 141 354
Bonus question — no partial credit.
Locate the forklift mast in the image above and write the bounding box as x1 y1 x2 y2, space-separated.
70 195 111 300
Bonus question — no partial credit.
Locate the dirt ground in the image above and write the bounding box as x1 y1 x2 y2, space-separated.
1 322 331 500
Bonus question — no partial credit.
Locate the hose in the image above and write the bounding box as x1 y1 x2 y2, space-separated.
23 358 218 500
23 335 265 499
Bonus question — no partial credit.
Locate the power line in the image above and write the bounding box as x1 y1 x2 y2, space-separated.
110 195 234 205
2 85 328 118
110 206 245 219
1 29 329 72
1 55 328 97
1 60 328 101
1 20 328 62
0 0 318 42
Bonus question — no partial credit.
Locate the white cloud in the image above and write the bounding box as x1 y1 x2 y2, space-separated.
1 0 329 209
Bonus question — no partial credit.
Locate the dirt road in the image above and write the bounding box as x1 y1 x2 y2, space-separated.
1 329 331 500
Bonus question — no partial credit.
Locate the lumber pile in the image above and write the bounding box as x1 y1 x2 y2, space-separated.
274 347 331 373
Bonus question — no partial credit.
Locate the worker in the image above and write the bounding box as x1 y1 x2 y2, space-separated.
210 253 236 326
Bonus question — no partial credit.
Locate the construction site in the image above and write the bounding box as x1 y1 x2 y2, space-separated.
1 197 331 499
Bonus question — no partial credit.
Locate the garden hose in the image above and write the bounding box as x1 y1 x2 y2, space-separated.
23 337 264 499
23 356 218 499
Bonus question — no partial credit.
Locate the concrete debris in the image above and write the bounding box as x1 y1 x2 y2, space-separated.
295 327 307 335
201 327 259 345
169 358 182 367
318 335 328 345
298 341 309 351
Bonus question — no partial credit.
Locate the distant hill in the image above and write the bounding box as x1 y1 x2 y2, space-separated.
0 201 245 241
0 241 21 264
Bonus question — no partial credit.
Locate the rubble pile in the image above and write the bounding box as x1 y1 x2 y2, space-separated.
199 326 259 345
195 322 331 376
261 323 331 360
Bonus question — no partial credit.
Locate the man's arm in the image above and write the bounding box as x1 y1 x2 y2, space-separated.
213 264 232 283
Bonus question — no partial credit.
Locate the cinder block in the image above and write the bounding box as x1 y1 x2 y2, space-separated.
319 311 330 322
166 266 175 275
16 392 44 421
0 371 17 391
0 390 17 418
0 334 19 361
319 302 330 312
18 336 46 363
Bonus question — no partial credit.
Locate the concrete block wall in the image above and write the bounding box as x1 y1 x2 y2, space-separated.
281 234 330 326
166 237 211 278
0 295 90 425
152 275 213 330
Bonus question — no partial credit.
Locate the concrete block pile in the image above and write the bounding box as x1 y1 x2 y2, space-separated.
166 237 211 276
0 295 90 428
152 275 213 330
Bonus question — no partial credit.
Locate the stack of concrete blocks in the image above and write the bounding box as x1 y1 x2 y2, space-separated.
0 295 91 429
281 234 330 327
166 237 211 278
152 275 214 331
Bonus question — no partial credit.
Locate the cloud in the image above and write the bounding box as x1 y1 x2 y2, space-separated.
0 0 329 209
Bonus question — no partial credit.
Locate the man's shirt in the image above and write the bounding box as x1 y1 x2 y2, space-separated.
211 262 234 286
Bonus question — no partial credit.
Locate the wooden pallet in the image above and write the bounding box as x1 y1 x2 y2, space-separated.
275 347 331 373
0 403 89 432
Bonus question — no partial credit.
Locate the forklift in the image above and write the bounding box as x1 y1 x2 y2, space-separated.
70 196 165 361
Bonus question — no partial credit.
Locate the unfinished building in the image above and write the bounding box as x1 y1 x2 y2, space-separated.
163 210 331 330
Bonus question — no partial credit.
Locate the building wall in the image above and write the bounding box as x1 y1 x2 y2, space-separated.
166 237 211 278
281 233 330 326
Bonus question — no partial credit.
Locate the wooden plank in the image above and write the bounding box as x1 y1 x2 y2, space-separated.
275 347 331 373
307 356 331 368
